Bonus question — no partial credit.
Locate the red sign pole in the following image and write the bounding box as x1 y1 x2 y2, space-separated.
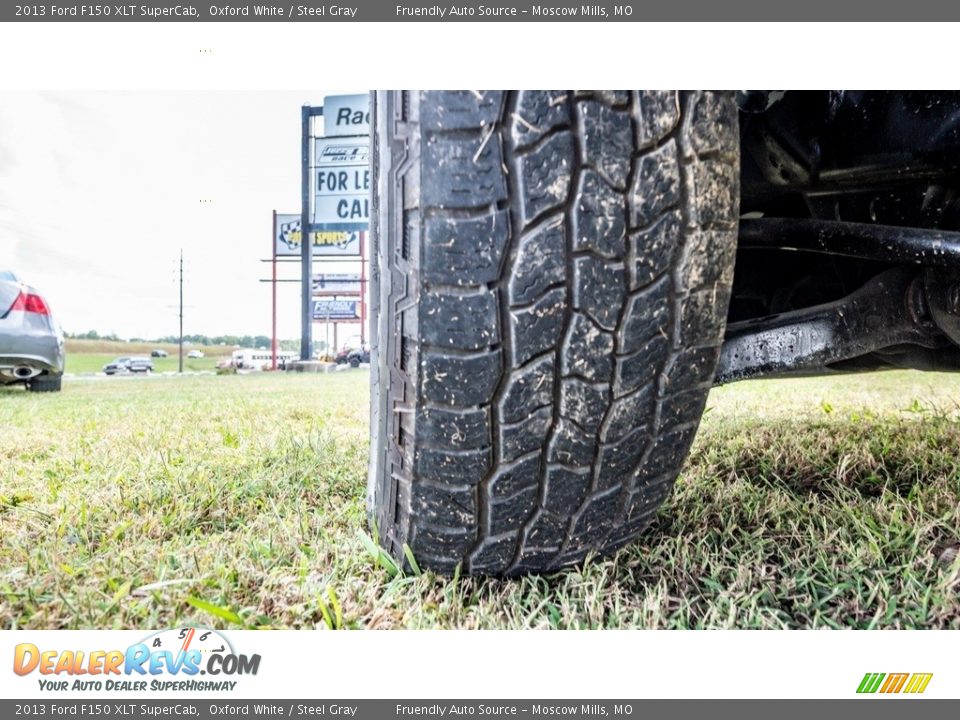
271 210 278 371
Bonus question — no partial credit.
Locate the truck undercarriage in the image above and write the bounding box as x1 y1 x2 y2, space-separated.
722 91 960 383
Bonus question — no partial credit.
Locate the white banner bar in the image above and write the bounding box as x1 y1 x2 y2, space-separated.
2 630 956 699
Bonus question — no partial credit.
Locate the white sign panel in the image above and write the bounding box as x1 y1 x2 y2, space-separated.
312 273 362 295
323 93 370 137
274 214 360 257
312 139 370 228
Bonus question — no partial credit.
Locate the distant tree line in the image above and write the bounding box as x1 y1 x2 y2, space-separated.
65 329 300 351
67 329 123 342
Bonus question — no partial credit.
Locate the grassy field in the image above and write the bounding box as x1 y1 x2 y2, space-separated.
65 339 233 357
1 370 958 630
64 353 219 374
64 338 230 374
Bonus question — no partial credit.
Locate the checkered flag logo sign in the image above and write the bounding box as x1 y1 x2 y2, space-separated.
279 220 302 252
316 231 360 252
278 218 360 255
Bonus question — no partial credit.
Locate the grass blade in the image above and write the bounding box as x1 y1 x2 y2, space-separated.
185 596 243 626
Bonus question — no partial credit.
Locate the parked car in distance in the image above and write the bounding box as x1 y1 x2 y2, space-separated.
347 345 370 368
187 350 204 359
151 349 168 358
128 357 154 372
103 356 154 375
0 270 65 392
102 357 130 374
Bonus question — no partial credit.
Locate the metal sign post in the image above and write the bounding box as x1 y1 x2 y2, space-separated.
300 105 324 361
271 210 278 371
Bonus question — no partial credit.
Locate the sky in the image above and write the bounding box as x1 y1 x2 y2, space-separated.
0 91 362 341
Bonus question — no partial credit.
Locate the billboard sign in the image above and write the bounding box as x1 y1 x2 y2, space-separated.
312 299 360 321
275 214 360 257
312 273 362 296
323 94 369 137
312 139 369 230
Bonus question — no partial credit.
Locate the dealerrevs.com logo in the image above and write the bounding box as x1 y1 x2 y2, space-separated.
857 673 933 695
13 628 260 692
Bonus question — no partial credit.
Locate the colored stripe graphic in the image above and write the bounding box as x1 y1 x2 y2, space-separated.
881 673 909 693
903 674 933 694
857 673 885 694
857 672 932 694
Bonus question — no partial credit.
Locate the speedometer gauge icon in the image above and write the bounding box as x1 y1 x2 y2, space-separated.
140 627 234 659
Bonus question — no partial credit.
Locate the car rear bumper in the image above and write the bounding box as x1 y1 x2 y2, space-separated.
0 329 65 383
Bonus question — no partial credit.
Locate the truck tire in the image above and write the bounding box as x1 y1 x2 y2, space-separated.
368 91 739 575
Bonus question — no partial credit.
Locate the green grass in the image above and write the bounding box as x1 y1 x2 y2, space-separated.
1 371 958 629
65 353 219 374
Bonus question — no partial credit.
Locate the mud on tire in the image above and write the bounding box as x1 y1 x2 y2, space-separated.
368 91 739 575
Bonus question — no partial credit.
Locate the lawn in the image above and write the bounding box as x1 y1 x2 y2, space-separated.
62 338 231 374
1 370 958 629
64 353 219 374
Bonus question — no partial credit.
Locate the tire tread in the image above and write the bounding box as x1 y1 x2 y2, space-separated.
370 90 739 575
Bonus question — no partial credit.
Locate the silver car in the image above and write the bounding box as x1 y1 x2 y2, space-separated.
0 270 65 392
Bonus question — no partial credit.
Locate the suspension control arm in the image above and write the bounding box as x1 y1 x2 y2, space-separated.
715 267 939 385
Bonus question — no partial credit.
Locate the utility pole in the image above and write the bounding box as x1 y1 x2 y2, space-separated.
179 248 184 374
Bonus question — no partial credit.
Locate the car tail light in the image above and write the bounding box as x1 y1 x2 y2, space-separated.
10 292 50 315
